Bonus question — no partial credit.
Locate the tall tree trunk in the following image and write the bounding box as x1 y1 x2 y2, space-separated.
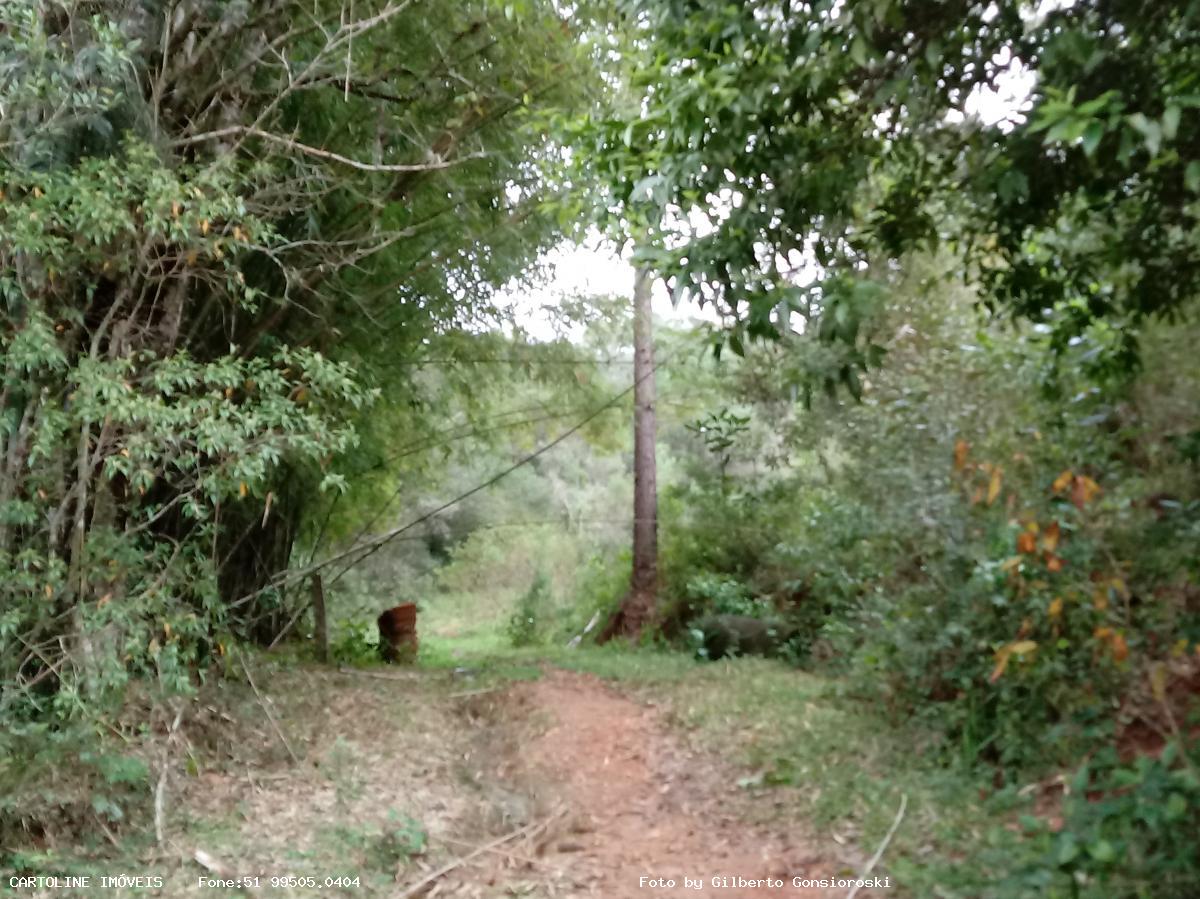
600 266 658 641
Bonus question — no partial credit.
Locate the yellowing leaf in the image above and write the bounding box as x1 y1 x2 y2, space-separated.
953 439 970 471
1045 554 1064 573
1048 597 1063 620
987 467 1002 505
1149 664 1168 704
1042 521 1060 552
238 481 248 498
200 218 210 235
1000 556 1023 572
1093 586 1109 611
1052 470 1074 493
1110 632 1128 663
989 655 1010 683
990 640 1038 683
163 621 172 640
172 200 182 218
1072 475 1101 509
1171 638 1189 658
1017 531 1037 554
44 584 53 598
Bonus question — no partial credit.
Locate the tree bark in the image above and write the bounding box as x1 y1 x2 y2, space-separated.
310 573 329 664
600 266 658 641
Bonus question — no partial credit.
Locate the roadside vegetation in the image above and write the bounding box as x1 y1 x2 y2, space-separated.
3 1 1199 897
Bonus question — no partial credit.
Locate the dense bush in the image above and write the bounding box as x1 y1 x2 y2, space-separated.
999 744 1200 898
651 273 1200 887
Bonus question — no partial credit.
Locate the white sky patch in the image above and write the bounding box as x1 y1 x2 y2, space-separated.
947 48 1037 130
496 230 716 342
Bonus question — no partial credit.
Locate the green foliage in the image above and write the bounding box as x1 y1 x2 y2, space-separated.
684 573 767 618
686 407 750 478
0 723 152 848
0 0 597 855
1004 746 1200 898
319 811 426 875
507 572 552 647
567 0 1200 380
629 258 1198 883
329 619 381 666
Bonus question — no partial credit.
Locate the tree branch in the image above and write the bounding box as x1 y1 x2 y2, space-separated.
172 125 487 173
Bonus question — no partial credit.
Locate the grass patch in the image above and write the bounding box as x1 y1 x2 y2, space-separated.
416 631 703 686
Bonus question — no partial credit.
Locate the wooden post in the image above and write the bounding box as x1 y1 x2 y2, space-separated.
310 574 329 663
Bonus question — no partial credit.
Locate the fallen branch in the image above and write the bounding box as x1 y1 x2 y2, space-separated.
565 611 601 649
266 599 312 651
434 834 550 869
336 665 425 681
846 793 907 899
398 810 566 898
154 708 184 846
447 687 500 700
238 651 300 764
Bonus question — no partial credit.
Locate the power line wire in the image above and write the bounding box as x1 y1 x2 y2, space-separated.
231 353 669 607
376 356 640 366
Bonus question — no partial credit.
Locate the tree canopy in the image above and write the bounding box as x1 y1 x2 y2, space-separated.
571 0 1200 387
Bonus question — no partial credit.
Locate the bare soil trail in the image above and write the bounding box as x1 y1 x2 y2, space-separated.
168 663 884 899
457 668 851 898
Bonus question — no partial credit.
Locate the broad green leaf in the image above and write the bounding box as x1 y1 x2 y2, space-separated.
1162 105 1181 141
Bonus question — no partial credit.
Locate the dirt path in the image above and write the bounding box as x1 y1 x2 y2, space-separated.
463 668 851 898
167 664 883 899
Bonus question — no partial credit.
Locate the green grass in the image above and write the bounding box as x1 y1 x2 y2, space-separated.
416 630 702 683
